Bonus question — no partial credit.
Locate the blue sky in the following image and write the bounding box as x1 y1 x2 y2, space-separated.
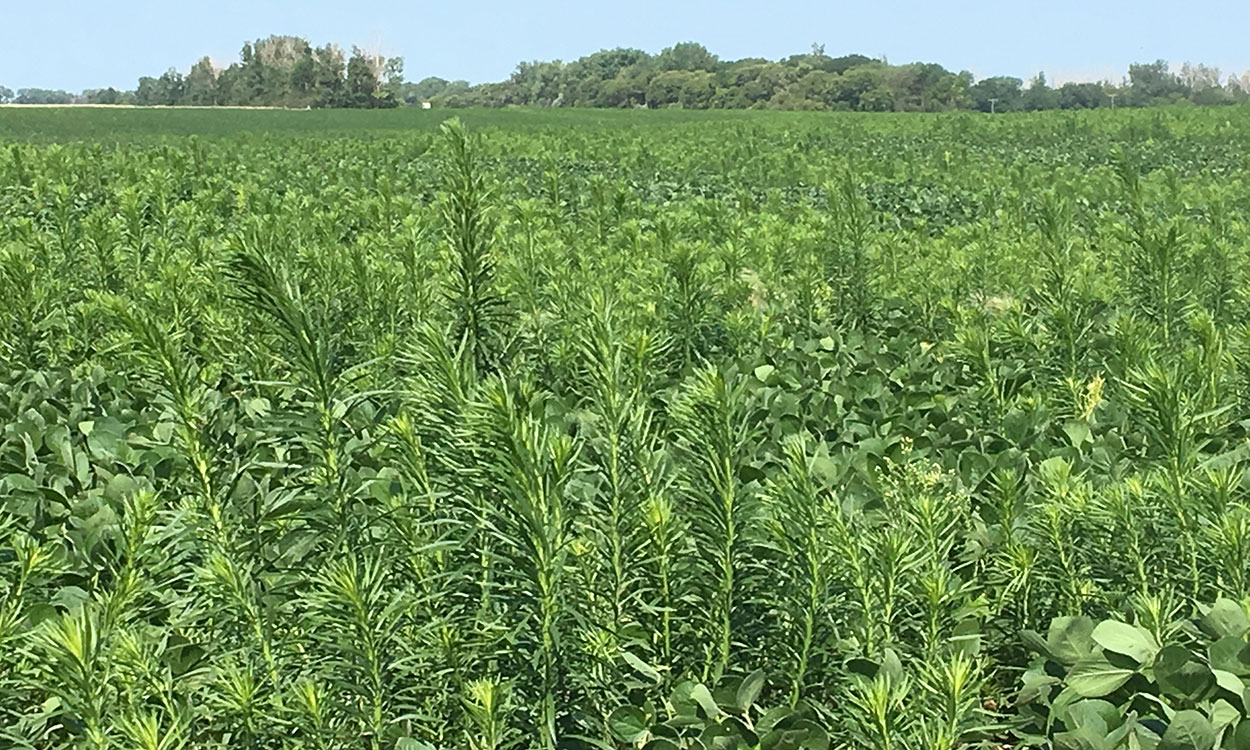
4 0 1248 91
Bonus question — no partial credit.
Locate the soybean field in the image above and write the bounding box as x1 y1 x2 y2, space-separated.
4 106 1250 749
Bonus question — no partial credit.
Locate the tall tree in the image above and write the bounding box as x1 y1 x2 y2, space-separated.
1128 60 1183 104
313 44 346 107
185 57 218 105
346 48 380 107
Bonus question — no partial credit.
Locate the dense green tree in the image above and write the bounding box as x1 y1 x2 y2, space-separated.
185 57 218 105
1192 85 1233 106
826 53 875 74
397 77 434 105
1058 82 1108 109
83 87 122 104
135 69 186 106
729 61 793 106
1128 60 1184 104
345 48 379 106
574 48 650 81
564 47 650 105
313 43 347 107
781 46 876 76
510 60 567 106
291 53 317 102
656 42 718 72
0 86 12 103
969 76 1023 112
236 42 266 103
593 65 649 108
890 63 970 111
383 56 405 100
790 70 841 109
678 71 717 108
645 70 690 107
1020 72 1060 111
15 88 74 104
832 64 893 111
338 47 398 108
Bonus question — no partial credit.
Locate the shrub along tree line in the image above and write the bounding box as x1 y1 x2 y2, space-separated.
4 38 1250 111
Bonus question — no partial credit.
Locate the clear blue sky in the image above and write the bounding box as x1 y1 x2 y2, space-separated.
4 0 1249 92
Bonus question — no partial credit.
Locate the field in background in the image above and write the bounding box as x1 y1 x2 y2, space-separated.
4 105 1250 749
0 105 788 141
4 102 1248 142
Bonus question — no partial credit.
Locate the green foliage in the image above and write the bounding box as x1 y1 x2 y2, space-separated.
608 671 831 750
1017 602 1250 748
127 35 400 109
4 107 1250 750
12 34 1246 112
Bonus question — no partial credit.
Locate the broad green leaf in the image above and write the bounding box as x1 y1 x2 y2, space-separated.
1093 620 1158 665
671 681 699 716
51 586 90 612
1135 722 1166 750
879 648 904 682
1105 712 1139 746
1061 698 1121 731
757 706 794 734
1051 685 1085 720
1208 698 1240 732
609 706 649 743
1212 669 1246 709
736 669 766 713
1022 629 1053 658
1155 646 1217 703
1055 726 1111 750
1158 710 1215 750
1019 665 1061 703
1064 420 1091 448
1200 600 1250 640
1210 637 1250 677
1214 669 1245 693
951 617 982 656
701 717 756 749
85 415 126 458
1048 616 1096 665
1067 654 1135 697
690 683 723 719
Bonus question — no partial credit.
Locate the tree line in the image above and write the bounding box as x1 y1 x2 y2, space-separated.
2 36 407 109
3 37 1249 111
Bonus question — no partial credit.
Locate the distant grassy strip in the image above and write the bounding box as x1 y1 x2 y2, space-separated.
0 105 786 142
